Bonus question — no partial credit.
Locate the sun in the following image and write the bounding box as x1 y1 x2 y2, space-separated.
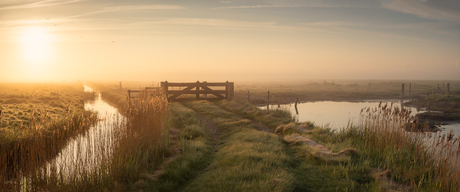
20 26 52 63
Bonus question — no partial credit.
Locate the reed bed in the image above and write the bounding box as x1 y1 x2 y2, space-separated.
0 89 168 191
352 102 460 191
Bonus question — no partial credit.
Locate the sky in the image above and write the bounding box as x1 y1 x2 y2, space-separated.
1 0 460 82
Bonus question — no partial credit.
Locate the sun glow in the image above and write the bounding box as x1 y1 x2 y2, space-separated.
20 26 52 63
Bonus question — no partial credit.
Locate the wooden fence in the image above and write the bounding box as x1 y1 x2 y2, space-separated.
161 81 234 101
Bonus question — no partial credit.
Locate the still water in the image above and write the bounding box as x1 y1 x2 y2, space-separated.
43 85 124 179
262 100 460 135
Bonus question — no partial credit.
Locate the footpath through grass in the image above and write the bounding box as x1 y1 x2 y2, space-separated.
181 100 294 192
215 100 385 191
141 103 214 192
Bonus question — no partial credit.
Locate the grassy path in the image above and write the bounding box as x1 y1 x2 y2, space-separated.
181 100 295 192
147 100 400 191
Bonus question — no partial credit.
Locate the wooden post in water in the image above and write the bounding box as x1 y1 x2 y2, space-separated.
267 91 270 110
447 83 450 95
295 98 299 115
401 83 405 99
409 83 411 97
196 81 200 99
427 93 430 113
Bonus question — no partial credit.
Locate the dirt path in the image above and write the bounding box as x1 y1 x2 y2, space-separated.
196 113 220 149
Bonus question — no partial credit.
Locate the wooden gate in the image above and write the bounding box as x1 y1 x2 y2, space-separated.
160 81 234 101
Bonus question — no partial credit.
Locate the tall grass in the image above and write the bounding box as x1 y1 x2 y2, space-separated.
0 89 168 191
0 111 97 191
350 102 460 191
109 89 168 184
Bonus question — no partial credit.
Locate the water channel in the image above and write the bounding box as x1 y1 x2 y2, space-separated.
43 85 124 180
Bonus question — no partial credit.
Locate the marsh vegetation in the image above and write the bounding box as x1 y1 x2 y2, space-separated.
2 81 460 191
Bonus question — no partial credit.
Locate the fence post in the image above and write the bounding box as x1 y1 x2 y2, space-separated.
409 83 411 97
295 97 299 115
196 81 200 99
447 83 450 95
247 91 250 102
164 81 169 100
427 93 430 113
401 83 404 99
225 81 229 100
267 91 270 110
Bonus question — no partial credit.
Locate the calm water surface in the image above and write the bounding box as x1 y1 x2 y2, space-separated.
43 85 124 178
261 100 460 136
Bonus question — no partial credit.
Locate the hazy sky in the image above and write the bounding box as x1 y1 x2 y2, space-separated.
1 0 460 82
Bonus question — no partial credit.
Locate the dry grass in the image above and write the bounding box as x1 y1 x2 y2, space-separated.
352 102 460 191
0 87 168 191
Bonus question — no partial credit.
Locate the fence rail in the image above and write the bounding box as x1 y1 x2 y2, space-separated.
161 81 234 101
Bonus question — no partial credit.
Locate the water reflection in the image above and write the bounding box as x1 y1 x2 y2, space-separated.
43 85 125 180
263 100 417 129
262 100 459 136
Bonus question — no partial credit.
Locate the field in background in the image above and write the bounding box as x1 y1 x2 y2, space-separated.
0 83 91 128
233 80 460 104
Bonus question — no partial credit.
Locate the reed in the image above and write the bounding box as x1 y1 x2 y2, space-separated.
0 88 168 191
350 102 460 191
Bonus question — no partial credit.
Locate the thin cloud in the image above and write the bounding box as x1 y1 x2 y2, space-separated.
211 4 371 10
68 5 186 19
0 0 80 10
383 0 460 23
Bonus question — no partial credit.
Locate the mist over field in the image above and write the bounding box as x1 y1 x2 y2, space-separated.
1 0 460 82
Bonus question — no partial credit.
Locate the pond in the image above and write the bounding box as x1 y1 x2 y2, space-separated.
261 100 460 136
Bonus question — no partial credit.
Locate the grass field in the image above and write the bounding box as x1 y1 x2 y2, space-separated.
0 83 94 142
2 80 459 191
234 80 460 104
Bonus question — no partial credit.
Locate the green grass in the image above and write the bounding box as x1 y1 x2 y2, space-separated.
212 100 391 191
143 103 214 192
181 100 294 192
216 100 293 129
